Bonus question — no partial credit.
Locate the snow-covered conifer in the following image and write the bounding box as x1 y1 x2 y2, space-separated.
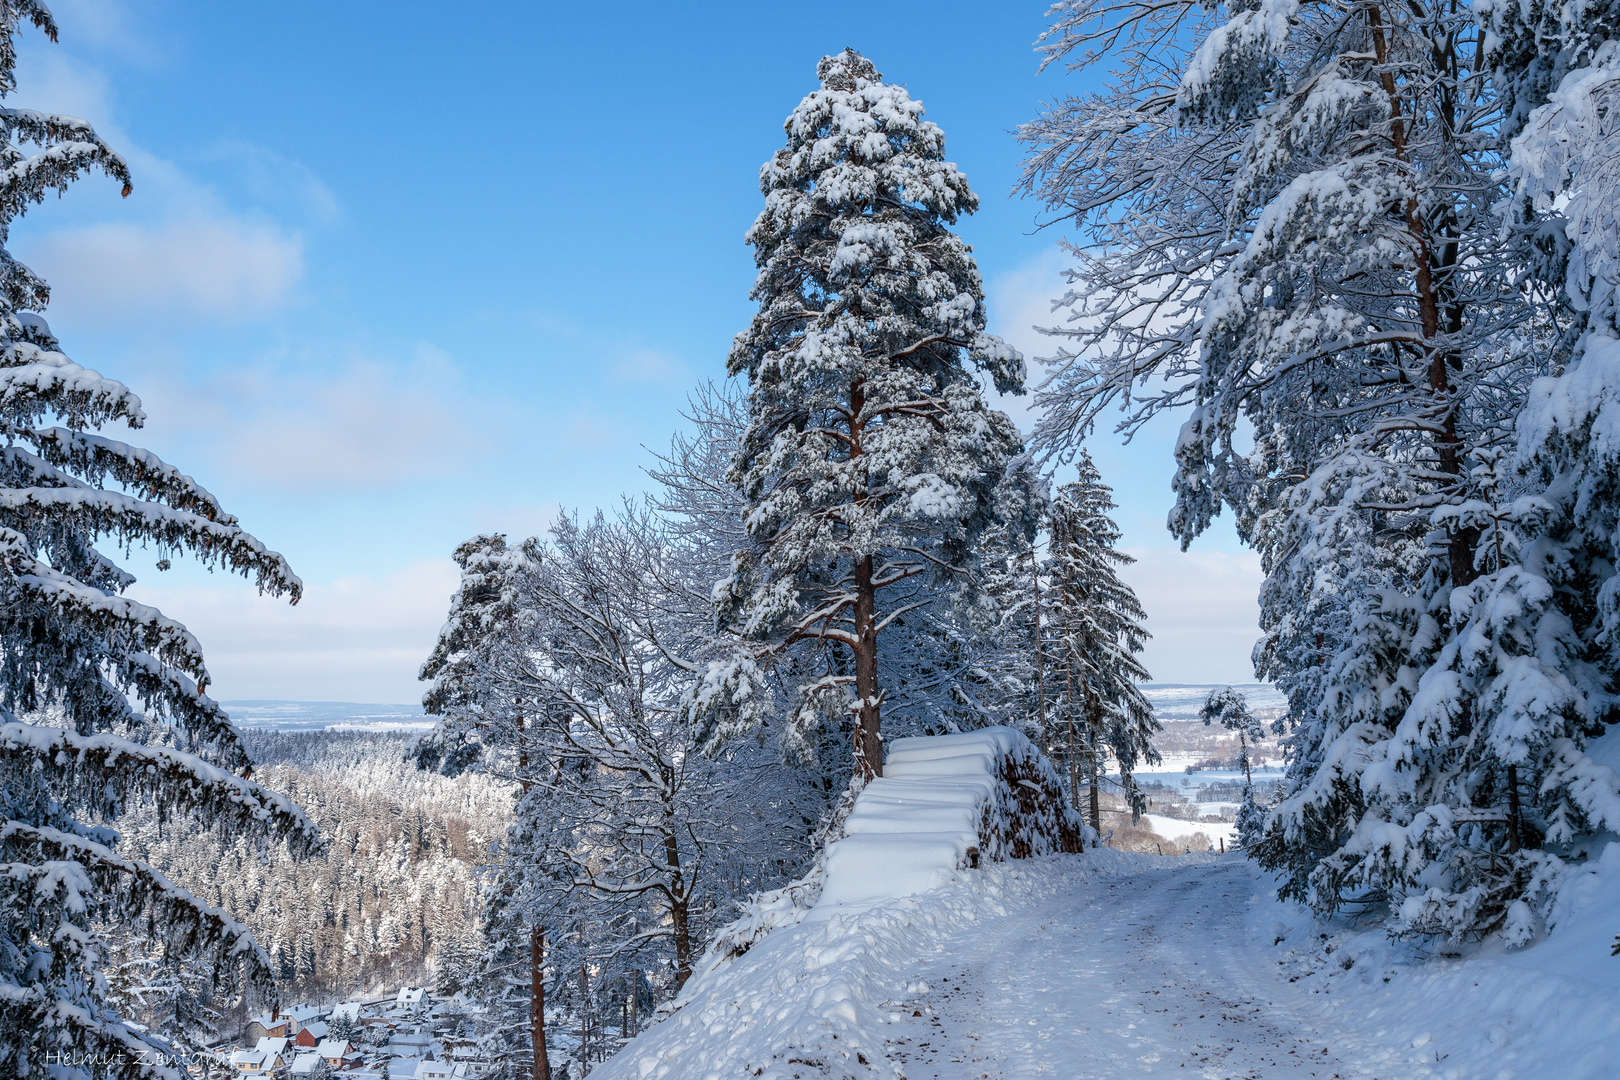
698 49 1026 779
1020 0 1605 939
1200 686 1267 847
0 7 318 1076
1040 453 1157 829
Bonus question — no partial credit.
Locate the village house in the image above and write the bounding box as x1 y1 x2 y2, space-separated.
229 1036 291 1074
289 1051 324 1077
416 1062 469 1080
293 1020 329 1048
246 1003 325 1044
244 1011 290 1043
330 1001 365 1025
316 1037 355 1069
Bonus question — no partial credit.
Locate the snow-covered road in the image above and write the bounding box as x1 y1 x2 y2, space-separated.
886 851 1620 1080
889 857 1359 1079
600 845 1618 1080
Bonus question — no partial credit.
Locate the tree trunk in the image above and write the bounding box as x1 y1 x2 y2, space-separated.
1032 544 1048 744
853 552 883 780
1366 0 1476 588
530 927 550 1080
1506 764 1523 853
1062 658 1082 815
517 709 550 1080
665 832 693 990
845 375 884 781
1084 666 1102 835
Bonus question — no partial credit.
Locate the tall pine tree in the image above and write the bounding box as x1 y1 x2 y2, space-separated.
696 49 1026 780
0 6 318 1076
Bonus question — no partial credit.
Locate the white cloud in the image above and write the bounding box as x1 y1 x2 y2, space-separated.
981 245 1073 435
613 347 690 385
8 24 322 329
24 220 303 326
137 347 490 491
43 0 161 61
1119 546 1264 684
128 558 461 703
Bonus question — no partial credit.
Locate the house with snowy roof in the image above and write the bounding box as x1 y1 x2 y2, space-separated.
316 1038 354 1067
245 1011 291 1043
229 1037 291 1074
387 1030 433 1057
330 1001 366 1024
247 1003 326 1043
289 1051 324 1077
395 987 426 1006
294 1020 329 1047
417 1062 468 1080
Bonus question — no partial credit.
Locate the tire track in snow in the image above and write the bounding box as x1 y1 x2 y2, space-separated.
884 856 1380 1079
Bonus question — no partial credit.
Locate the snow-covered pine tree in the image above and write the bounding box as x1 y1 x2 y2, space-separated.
1318 20 1620 944
1247 6 1620 942
1040 453 1157 830
697 49 1026 780
1200 686 1267 847
0 6 319 1076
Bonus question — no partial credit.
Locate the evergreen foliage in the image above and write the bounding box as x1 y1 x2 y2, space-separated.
695 49 1028 779
0 6 317 1075
1023 0 1620 943
1200 687 1266 847
1038 454 1157 828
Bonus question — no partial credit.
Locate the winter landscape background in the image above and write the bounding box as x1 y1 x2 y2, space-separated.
2 1 1618 1079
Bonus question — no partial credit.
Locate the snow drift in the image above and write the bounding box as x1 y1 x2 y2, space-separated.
814 727 1084 915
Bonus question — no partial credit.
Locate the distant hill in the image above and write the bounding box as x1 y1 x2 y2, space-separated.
1140 683 1285 722
221 686 1283 732
221 700 430 731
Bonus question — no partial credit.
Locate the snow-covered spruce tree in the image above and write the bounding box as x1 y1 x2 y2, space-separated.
1023 0 1576 935
1262 14 1620 942
1200 686 1267 847
1040 453 1156 831
414 533 552 1080
1322 28 1620 944
0 7 319 1076
697 49 1026 780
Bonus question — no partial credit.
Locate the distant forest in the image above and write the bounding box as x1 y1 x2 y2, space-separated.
119 731 507 1011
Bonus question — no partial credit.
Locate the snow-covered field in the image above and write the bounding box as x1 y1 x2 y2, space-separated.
600 848 1619 1079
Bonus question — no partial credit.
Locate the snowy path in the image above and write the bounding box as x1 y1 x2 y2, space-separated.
601 846 1617 1080
889 857 1408 1079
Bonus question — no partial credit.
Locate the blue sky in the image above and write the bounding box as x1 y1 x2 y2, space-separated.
12 0 1261 701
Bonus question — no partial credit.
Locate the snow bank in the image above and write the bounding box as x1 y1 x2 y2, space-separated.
1253 837 1620 1079
812 727 1081 916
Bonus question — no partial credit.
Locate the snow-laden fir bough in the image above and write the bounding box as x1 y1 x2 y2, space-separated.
0 5 318 1076
1022 0 1620 942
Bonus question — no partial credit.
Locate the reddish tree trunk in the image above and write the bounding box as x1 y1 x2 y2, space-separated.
853 553 882 780
531 927 550 1080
